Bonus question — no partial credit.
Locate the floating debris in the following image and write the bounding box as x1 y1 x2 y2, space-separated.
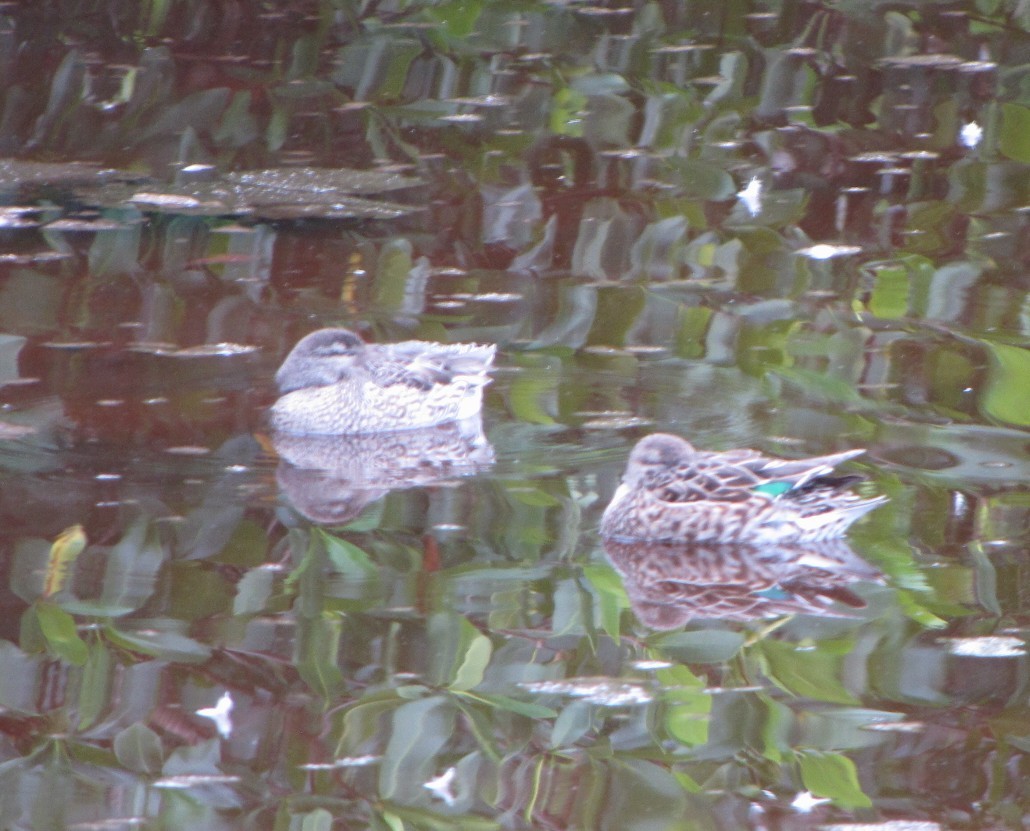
130 192 203 209
520 678 652 706
944 635 1024 657
424 767 458 805
195 691 234 739
959 121 983 149
796 243 864 260
153 774 242 789
44 218 131 231
791 791 831 813
737 176 763 217
165 343 261 357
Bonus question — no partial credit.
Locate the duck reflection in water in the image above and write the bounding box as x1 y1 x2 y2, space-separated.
268 328 496 524
271 421 494 524
603 538 883 630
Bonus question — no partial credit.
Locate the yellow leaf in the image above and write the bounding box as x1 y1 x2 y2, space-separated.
43 524 87 598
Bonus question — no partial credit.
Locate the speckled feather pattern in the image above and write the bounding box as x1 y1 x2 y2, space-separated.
601 433 887 544
270 328 496 435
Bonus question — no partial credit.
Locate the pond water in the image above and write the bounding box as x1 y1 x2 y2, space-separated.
0 1 1028 829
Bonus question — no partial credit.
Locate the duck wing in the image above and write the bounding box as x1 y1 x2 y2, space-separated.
743 448 867 489
651 448 767 504
649 447 867 505
365 341 495 391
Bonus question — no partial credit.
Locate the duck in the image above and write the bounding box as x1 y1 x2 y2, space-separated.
269 328 496 435
600 433 886 544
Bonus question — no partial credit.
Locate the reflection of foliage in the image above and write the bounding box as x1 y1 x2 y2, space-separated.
0 494 1024 828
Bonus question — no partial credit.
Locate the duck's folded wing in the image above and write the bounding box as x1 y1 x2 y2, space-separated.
371 342 495 390
653 453 765 503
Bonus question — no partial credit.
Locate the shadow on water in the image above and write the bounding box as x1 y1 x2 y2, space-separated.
0 1 1028 829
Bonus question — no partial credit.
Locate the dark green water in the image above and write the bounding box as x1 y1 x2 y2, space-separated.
0 2 1027 829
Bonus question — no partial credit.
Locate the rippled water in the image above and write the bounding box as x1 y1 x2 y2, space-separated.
0 2 1028 829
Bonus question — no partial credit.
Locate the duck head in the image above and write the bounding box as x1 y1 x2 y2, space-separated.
622 433 695 486
275 328 366 394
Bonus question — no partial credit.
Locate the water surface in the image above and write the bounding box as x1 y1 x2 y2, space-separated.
0 2 1027 829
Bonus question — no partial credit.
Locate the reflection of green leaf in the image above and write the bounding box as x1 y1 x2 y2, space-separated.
797 750 872 809
105 624 211 663
300 808 333 831
428 0 483 38
382 805 500 831
337 696 400 757
78 641 113 730
34 601 88 665
895 590 948 628
669 159 737 200
665 691 711 746
508 373 557 425
379 696 455 801
295 613 345 700
550 701 593 748
768 365 864 404
1000 103 1030 162
451 630 492 691
114 723 163 775
761 640 858 705
429 613 491 689
653 629 746 663
551 87 587 137
457 691 557 719
868 265 909 318
981 342 1030 427
659 666 711 745
320 532 377 578
581 564 628 642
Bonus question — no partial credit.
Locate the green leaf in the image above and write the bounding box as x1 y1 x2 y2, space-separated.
34 601 88 665
113 723 163 774
999 103 1030 162
797 750 872 809
981 342 1030 427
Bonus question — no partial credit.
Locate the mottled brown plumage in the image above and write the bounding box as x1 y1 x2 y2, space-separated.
601 433 886 544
